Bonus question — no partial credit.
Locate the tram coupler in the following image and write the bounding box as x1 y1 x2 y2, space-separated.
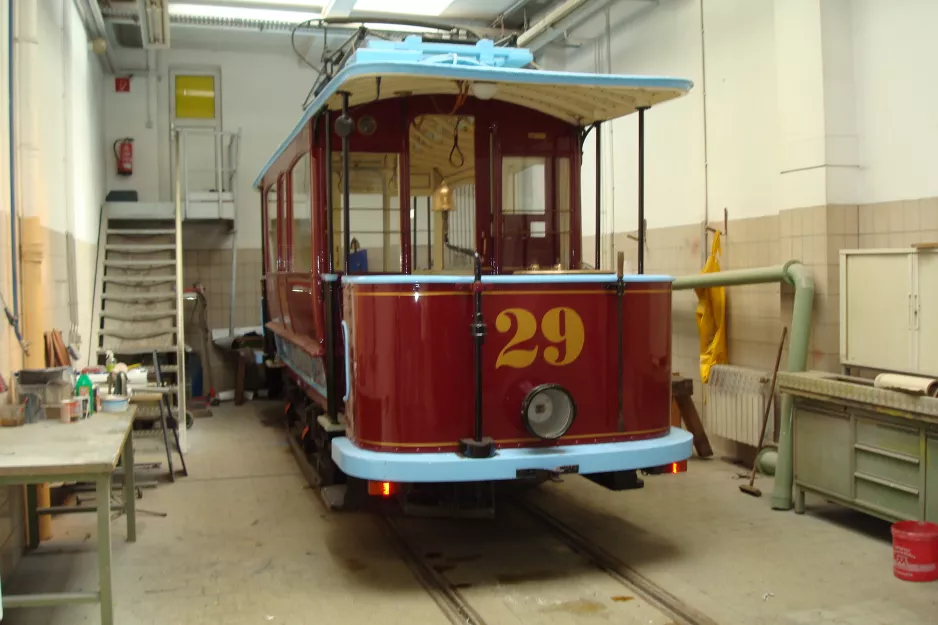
584 470 645 491
458 436 495 459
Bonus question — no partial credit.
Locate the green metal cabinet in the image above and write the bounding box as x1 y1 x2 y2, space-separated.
792 396 938 523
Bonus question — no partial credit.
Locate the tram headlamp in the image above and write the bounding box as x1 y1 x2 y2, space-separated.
521 384 576 440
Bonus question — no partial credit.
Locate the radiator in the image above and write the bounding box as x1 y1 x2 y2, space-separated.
705 365 773 447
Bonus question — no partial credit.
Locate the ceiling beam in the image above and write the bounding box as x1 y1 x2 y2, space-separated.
521 0 657 53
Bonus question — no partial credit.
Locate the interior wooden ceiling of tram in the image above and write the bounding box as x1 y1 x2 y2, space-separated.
410 115 476 189
329 115 476 196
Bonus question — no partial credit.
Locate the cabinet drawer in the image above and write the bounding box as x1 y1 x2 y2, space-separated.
855 418 920 457
855 446 920 489
855 475 920 520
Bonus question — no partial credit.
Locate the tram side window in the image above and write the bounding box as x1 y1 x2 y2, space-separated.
332 153 401 273
292 153 312 273
265 186 277 273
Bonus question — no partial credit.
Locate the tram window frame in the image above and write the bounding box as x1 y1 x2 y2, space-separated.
290 153 313 274
264 185 278 274
277 175 288 272
556 156 572 269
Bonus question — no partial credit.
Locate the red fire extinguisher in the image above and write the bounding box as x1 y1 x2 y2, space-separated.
114 138 133 176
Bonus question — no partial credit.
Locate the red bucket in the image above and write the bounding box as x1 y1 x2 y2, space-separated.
891 521 938 582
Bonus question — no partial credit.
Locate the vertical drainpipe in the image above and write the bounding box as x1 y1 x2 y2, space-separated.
770 262 815 510
16 0 52 542
7 0 18 330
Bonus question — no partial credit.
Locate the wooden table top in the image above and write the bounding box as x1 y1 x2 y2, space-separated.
0 407 136 478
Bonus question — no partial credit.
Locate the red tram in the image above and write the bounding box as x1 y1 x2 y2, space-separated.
255 33 694 507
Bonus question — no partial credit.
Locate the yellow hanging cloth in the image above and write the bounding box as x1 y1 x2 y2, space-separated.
695 232 727 383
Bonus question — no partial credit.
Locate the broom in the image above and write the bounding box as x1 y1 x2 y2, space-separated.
740 326 788 497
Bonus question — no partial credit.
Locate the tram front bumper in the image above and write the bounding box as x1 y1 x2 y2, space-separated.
331 427 693 483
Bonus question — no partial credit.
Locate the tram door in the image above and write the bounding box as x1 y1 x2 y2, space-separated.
499 156 572 271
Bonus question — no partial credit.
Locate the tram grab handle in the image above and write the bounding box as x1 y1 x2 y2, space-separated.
341 320 351 401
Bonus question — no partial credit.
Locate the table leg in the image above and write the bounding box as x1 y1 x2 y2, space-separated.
97 475 114 625
123 435 137 542
26 484 39 550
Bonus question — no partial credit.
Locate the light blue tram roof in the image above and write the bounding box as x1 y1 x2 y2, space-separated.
253 36 693 188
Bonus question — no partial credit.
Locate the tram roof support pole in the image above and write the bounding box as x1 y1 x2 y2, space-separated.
594 120 602 270
339 92 352 275
324 110 334 273
637 106 647 274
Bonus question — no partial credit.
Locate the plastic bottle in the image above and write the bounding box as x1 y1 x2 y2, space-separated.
75 373 95 415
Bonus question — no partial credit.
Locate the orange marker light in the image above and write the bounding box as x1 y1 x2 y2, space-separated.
368 481 396 497
671 460 688 474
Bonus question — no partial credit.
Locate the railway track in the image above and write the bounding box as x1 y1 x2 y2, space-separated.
285 425 716 625
381 496 720 625
517 499 720 625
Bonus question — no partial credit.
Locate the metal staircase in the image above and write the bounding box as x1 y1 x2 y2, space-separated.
91 213 188 450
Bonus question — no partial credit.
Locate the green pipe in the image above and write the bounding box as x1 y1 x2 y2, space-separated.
756 448 777 476
672 260 814 511
672 262 792 290
770 262 814 509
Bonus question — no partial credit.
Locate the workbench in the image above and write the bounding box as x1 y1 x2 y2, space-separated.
0 408 137 625
779 371 938 523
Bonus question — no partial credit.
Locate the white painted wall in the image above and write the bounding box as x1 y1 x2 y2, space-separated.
36 0 105 241
546 0 778 233
35 0 106 339
106 46 315 248
852 0 938 204
548 0 938 231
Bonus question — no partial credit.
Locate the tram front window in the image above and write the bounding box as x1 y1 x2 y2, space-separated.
331 152 401 273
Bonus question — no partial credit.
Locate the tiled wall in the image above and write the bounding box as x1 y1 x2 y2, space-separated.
586 204 873 457
182 247 264 391
858 198 938 249
598 201 938 457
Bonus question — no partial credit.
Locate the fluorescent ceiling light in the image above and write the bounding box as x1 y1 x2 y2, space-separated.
352 0 454 16
169 3 321 23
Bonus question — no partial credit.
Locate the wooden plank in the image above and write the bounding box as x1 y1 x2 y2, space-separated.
52 330 69 367
671 375 694 398
0 408 136 477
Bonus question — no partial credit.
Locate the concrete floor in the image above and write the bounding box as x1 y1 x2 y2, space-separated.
3 402 937 625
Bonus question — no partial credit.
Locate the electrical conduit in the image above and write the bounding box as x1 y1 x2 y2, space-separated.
672 261 815 510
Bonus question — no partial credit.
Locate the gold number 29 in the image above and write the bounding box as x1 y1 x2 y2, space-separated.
495 307 585 369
